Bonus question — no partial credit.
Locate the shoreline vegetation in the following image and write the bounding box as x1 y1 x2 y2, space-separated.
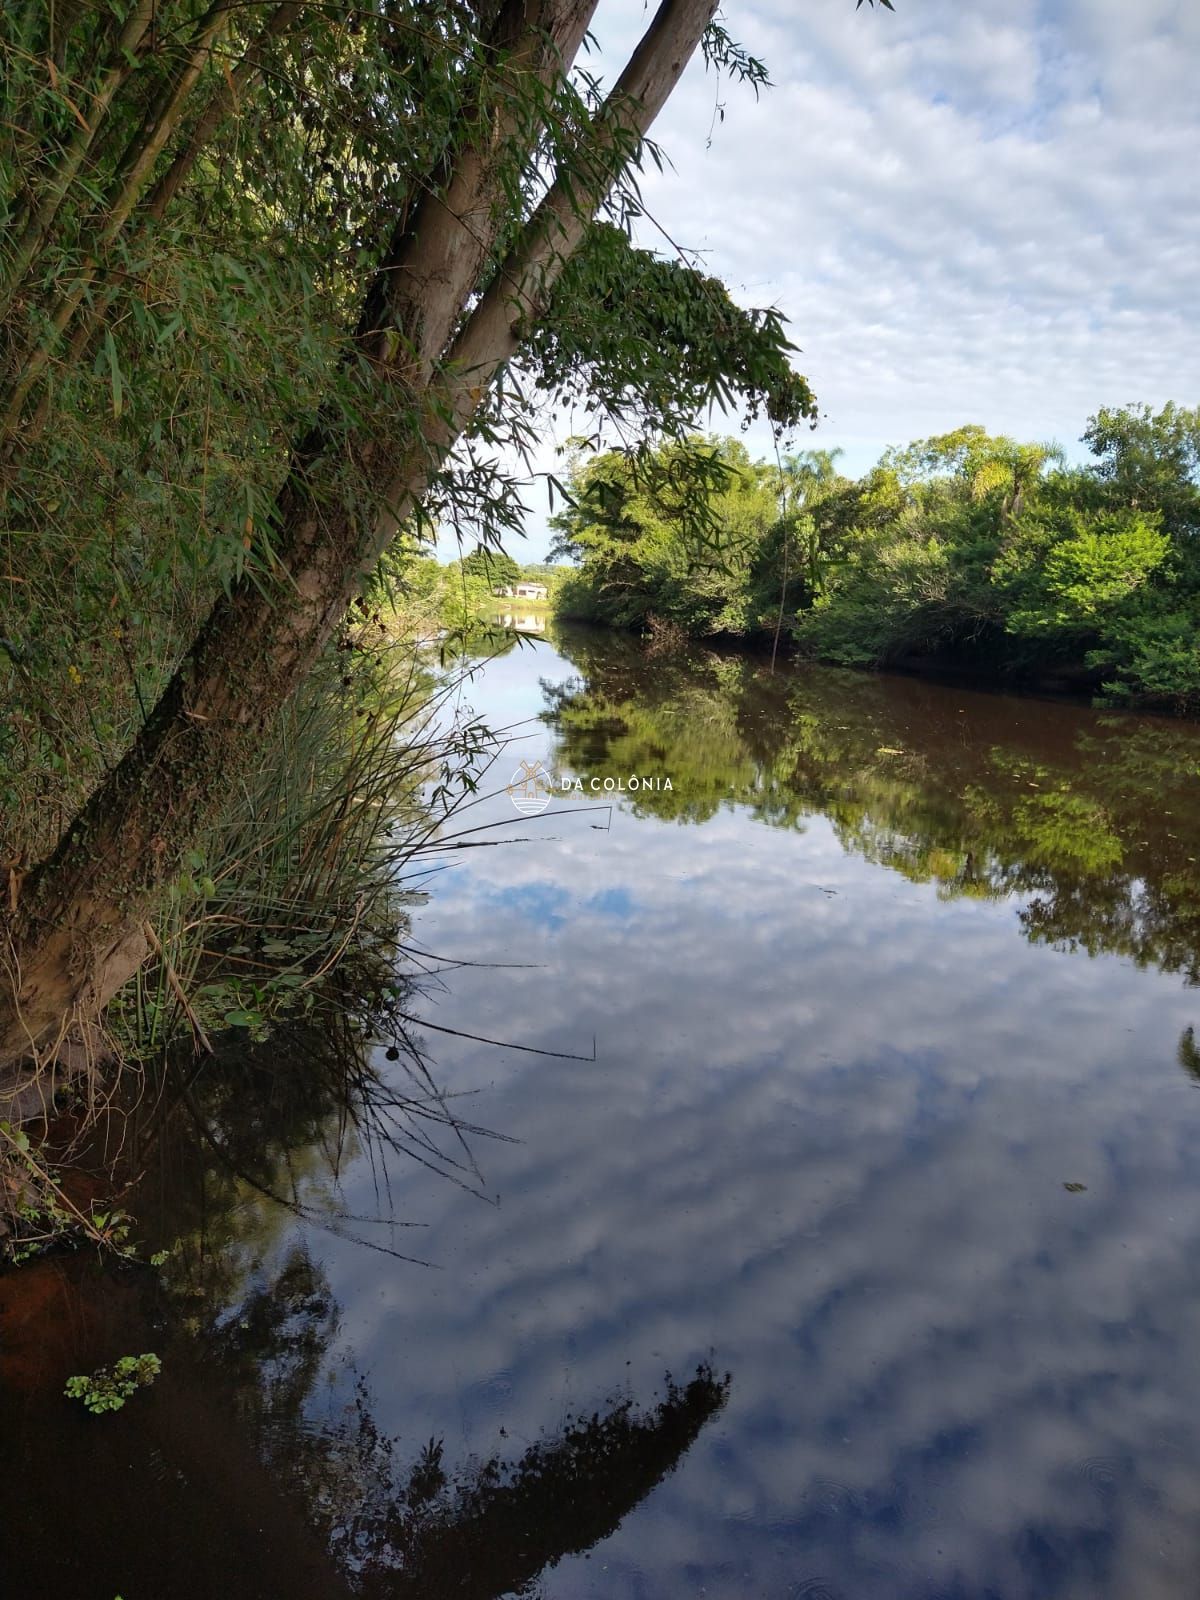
0 0 817 1143
531 405 1200 715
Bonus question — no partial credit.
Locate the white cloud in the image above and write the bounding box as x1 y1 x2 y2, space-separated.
465 0 1198 560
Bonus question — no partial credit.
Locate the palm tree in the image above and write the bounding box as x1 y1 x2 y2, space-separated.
777 447 845 516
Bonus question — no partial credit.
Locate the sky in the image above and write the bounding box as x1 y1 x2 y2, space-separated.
441 0 1200 562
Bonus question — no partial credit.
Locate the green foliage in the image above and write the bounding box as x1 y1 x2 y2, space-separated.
1002 509 1169 630
1083 402 1200 539
527 223 816 436
543 624 1200 977
461 546 521 587
1 1118 150 1263
554 406 1200 711
550 435 783 630
65 1353 161 1415
437 563 496 632
1088 609 1200 708
3 1186 75 1265
97 638 501 1065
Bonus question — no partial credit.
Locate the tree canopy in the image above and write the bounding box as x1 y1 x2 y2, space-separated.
551 405 1200 710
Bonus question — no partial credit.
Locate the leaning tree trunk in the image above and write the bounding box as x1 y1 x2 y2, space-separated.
0 0 718 1100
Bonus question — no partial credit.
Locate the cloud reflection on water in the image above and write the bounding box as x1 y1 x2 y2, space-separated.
312 633 1200 1600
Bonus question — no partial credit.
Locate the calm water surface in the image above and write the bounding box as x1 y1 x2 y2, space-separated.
6 624 1200 1600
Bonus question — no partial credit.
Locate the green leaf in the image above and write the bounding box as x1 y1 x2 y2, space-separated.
223 1008 263 1028
102 328 123 419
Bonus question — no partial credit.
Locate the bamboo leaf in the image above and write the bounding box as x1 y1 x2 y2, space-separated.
102 329 123 419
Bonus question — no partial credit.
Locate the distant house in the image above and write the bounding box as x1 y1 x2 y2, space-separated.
494 582 549 601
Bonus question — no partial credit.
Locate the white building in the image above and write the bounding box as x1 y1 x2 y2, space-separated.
495 582 549 601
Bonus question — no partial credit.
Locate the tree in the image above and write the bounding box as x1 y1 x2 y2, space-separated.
461 547 521 588
2 2 904 1088
1083 402 1200 534
777 448 844 514
770 446 846 618
551 436 778 632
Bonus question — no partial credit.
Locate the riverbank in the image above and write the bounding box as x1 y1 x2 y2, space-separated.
552 609 1171 715
547 412 1200 716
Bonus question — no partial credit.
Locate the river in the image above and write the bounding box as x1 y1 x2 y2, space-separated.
5 622 1200 1600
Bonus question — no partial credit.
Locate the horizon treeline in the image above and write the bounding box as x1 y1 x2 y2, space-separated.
545 403 1200 710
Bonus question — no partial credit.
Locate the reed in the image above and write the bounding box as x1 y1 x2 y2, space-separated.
111 630 501 1059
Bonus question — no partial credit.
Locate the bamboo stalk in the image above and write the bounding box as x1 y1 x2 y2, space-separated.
0 0 158 321
7 2 306 439
1 3 233 433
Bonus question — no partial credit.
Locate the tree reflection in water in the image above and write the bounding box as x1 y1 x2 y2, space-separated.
0 1001 729 1600
543 624 1200 983
212 1254 728 1600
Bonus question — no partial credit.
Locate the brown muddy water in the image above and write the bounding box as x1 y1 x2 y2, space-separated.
5 623 1200 1600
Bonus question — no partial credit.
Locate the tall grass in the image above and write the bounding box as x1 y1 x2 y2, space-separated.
109 628 500 1060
